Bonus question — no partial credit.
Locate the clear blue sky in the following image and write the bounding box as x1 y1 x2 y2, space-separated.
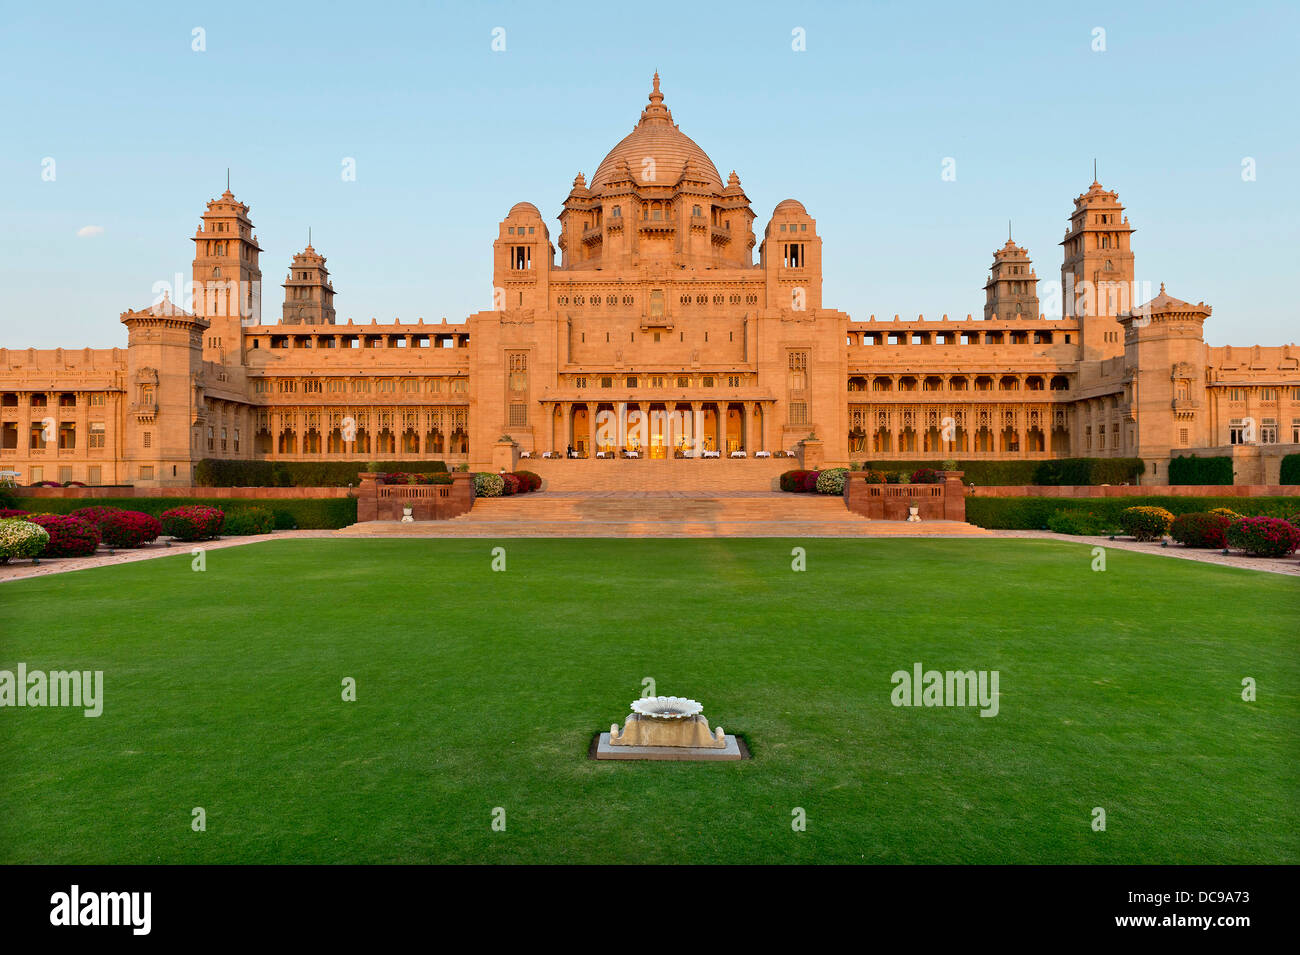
2 0 1296 348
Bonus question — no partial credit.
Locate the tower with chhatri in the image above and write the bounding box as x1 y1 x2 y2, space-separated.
191 185 263 364
281 237 337 326
983 235 1039 321
1060 178 1135 361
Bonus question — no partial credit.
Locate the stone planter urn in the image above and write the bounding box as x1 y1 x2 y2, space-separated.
400 505 414 523
907 503 921 522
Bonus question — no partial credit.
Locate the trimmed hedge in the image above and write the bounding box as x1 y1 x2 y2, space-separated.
1045 510 1117 536
967 495 1300 530
856 458 1143 486
19 496 357 530
195 459 447 487
1281 454 1300 485
222 506 276 536
1168 455 1233 486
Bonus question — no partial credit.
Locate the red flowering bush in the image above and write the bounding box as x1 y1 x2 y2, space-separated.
910 468 943 484
26 514 101 557
1225 517 1300 558
780 470 810 492
161 505 225 541
1169 512 1232 549
861 470 888 484
514 470 542 492
0 508 30 519
501 474 521 495
70 505 124 525
802 470 822 492
98 510 163 548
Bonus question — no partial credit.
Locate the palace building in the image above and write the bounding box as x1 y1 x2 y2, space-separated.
2 75 1298 487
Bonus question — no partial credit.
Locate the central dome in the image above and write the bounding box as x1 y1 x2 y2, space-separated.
590 74 722 191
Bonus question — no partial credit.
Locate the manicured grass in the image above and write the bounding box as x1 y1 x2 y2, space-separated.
1 538 1296 864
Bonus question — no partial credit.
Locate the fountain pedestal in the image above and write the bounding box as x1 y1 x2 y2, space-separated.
595 696 743 761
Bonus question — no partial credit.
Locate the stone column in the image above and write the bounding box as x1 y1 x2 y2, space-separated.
690 401 703 454
742 401 754 452
585 401 597 457
716 402 727 452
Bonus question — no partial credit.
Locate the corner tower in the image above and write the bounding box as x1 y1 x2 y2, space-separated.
1060 179 1134 361
192 186 263 364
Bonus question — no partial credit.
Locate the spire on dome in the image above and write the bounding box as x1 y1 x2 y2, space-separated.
640 71 671 125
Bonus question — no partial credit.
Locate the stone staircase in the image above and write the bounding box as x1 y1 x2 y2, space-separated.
335 490 990 538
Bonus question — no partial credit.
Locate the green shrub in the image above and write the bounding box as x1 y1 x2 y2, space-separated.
195 459 447 487
965 495 1300 530
1168 455 1234 485
1169 512 1232 549
815 468 848 495
222 506 276 536
1046 510 1115 535
1281 454 1300 485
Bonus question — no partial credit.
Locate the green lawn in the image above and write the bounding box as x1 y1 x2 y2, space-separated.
1 538 1296 864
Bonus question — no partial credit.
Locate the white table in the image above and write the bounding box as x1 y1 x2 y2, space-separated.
755 451 771 458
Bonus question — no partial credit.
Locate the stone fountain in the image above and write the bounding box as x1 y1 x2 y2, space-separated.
595 696 743 760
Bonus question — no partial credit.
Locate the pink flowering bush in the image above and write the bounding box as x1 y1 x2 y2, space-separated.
0 508 30 519
26 514 101 557
160 505 225 541
99 510 163 548
1225 517 1300 558
70 505 124 525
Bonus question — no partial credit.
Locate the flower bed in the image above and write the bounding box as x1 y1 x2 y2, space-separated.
910 468 943 484
0 518 49 563
1225 517 1300 558
1169 512 1232 549
160 505 225 541
26 514 101 557
1118 506 1175 542
0 508 30 519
